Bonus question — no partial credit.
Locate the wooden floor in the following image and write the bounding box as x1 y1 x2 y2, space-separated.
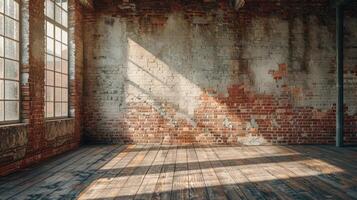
0 145 357 200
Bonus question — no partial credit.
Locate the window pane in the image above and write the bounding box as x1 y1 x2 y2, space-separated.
55 26 61 41
0 80 3 99
61 74 67 88
46 0 54 19
5 0 14 18
61 102 67 116
55 5 61 23
0 58 3 78
46 54 54 70
4 0 19 19
55 57 61 72
0 0 3 13
55 87 61 101
55 102 61 117
46 102 54 118
55 41 61 57
5 100 18 120
0 101 4 121
46 70 54 86
62 44 67 60
62 0 68 11
55 0 61 6
62 88 67 101
0 36 4 57
46 86 54 101
5 17 19 40
46 21 54 38
4 80 18 100
46 37 54 55
55 72 61 87
61 30 67 44
62 11 67 27
0 14 4 35
4 38 18 60
4 59 19 80
62 59 67 74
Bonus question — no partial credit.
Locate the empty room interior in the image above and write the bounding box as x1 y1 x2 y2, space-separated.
1 0 357 199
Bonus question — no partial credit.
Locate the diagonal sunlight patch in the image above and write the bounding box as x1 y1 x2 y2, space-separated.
79 158 344 199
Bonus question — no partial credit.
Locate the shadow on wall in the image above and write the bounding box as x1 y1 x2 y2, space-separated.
82 2 357 145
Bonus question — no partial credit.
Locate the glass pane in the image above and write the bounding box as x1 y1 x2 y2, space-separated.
46 86 54 101
62 11 67 27
55 41 61 57
46 37 54 55
46 102 54 118
0 58 3 78
4 59 19 80
55 0 61 6
55 26 61 41
4 80 18 100
62 44 67 60
4 100 18 120
55 87 61 101
62 74 67 88
46 21 54 38
55 57 61 72
55 102 61 117
5 0 14 18
61 30 67 44
4 0 19 19
61 88 67 101
46 54 54 70
0 14 4 35
55 5 61 23
46 0 54 19
62 59 68 74
61 102 67 116
0 0 3 13
4 38 18 60
0 101 3 121
62 0 68 11
13 0 19 20
55 72 61 87
0 36 3 56
46 70 54 86
0 80 3 99
5 17 19 40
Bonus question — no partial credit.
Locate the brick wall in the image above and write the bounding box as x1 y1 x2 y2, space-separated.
0 0 84 176
83 0 357 145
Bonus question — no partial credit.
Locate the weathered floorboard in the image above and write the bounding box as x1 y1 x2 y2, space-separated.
0 144 357 200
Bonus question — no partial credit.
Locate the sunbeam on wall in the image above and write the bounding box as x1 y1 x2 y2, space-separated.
82 0 357 145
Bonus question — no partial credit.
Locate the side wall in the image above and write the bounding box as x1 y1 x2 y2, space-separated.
0 0 84 176
83 0 357 145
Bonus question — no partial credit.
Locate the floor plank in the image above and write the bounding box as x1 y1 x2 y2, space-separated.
194 145 228 200
114 144 160 200
79 145 142 200
151 145 177 200
1 144 357 200
134 145 169 200
187 145 208 200
171 146 189 200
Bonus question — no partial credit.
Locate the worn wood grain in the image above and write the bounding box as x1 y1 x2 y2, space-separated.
1 145 357 200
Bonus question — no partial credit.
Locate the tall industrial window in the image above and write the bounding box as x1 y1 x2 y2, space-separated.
0 0 20 122
45 0 68 118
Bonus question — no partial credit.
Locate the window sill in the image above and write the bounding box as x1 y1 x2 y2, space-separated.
45 117 75 123
0 122 28 128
